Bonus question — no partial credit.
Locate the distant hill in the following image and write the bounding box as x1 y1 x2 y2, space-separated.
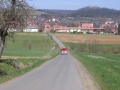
37 9 76 15
34 10 47 15
70 6 120 18
36 6 120 18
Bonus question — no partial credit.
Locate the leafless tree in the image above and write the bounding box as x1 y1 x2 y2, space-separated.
0 0 33 58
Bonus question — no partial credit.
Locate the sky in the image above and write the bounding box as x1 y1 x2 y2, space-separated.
26 0 120 10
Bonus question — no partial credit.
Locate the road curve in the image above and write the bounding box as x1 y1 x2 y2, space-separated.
0 33 83 90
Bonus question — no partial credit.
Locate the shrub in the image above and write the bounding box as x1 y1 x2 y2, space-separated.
0 69 7 76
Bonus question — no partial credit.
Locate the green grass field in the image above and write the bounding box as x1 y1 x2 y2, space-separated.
65 42 120 90
3 33 58 57
0 33 59 83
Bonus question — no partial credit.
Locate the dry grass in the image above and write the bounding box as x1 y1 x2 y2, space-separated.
54 33 120 44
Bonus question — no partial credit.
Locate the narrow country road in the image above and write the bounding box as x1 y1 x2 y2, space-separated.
0 33 84 90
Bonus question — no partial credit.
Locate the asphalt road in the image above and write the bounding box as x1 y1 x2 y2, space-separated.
0 33 83 90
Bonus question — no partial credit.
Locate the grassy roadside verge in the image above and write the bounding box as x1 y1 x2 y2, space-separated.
64 42 120 90
0 33 59 84
0 58 48 84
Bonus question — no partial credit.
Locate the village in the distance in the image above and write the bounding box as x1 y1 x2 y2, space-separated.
20 6 120 34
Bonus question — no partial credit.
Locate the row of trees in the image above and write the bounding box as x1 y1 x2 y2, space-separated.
0 0 33 58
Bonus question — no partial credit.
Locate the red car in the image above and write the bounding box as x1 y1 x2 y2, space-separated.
61 47 68 54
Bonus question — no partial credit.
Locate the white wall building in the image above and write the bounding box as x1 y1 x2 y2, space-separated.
56 29 70 33
23 25 39 32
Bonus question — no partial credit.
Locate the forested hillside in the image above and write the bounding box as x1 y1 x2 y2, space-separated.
70 6 120 18
38 6 120 18
38 9 76 15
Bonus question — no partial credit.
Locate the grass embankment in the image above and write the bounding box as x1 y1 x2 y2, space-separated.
0 33 59 84
71 50 120 90
54 33 120 90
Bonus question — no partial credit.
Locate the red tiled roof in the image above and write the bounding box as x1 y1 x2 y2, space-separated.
82 23 93 28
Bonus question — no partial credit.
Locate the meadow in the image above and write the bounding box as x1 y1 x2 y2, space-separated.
55 33 120 90
3 33 58 57
0 33 59 83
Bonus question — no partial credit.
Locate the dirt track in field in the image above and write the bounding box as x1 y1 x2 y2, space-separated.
54 33 120 44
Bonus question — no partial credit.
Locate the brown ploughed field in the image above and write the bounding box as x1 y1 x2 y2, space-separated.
54 33 120 44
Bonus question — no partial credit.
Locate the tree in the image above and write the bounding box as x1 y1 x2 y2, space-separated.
0 0 33 58
118 24 120 35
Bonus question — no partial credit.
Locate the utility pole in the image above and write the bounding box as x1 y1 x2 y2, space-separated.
118 24 120 35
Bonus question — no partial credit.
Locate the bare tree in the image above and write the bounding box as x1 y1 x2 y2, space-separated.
0 0 33 58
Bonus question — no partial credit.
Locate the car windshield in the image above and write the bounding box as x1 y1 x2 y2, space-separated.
61 48 67 50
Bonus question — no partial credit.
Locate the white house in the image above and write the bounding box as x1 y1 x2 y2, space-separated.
23 25 39 32
56 29 70 33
